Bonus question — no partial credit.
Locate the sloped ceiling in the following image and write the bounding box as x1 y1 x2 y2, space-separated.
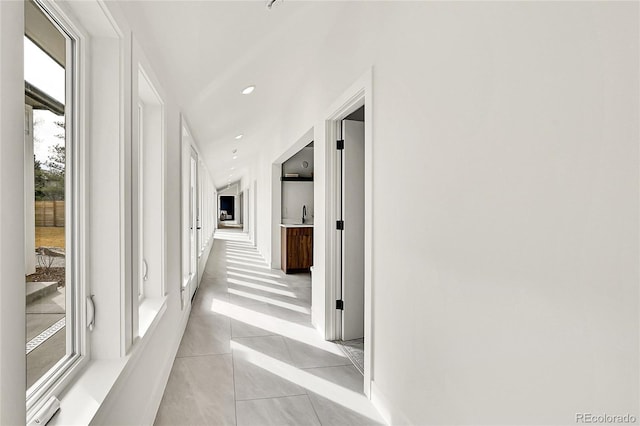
115 1 349 188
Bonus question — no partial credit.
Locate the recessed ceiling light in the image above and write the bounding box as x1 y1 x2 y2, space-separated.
235 134 243 140
233 155 238 160
231 167 235 170
242 85 255 95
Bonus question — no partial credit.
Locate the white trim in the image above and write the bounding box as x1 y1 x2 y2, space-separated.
50 298 168 426
270 163 281 269
323 69 374 397
133 57 166 305
25 0 91 418
121 28 134 357
131 36 167 301
139 300 191 425
370 380 410 426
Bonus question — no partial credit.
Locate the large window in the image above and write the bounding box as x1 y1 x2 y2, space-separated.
133 66 165 338
24 0 83 414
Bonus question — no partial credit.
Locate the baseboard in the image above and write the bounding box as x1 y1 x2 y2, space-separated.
370 380 412 426
140 304 190 424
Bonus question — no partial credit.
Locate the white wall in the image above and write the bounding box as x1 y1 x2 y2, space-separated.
255 157 274 264
0 2 26 423
281 146 314 223
282 181 313 222
251 2 639 424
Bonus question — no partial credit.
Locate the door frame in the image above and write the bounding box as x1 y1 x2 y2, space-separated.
324 70 373 397
189 146 199 300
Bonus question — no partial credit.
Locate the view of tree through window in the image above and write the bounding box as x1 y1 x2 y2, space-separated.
24 9 69 390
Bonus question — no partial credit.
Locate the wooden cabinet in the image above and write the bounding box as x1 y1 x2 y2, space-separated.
281 226 313 274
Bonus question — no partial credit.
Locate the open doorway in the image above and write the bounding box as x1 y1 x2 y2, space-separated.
220 195 235 221
217 182 244 230
335 106 366 374
321 71 373 396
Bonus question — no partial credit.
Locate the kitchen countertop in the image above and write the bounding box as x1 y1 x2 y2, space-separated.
280 223 314 228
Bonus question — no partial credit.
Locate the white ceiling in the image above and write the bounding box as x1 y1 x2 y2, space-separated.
115 1 348 189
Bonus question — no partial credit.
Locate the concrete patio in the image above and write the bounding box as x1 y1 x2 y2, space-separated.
26 283 65 389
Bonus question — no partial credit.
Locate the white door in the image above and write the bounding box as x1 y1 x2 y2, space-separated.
341 120 365 340
189 148 199 300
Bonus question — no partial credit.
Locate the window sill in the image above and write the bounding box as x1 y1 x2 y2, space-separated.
50 297 167 426
139 296 167 338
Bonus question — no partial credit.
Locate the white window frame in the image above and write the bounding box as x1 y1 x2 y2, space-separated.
25 0 89 418
132 62 166 341
136 101 145 302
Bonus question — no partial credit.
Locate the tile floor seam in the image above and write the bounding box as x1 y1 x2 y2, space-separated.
279 332 313 398
175 352 232 359
234 393 308 403
231 331 278 338
304 392 325 426
298 362 353 371
231 352 238 426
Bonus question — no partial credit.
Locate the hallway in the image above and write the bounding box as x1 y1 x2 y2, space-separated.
154 229 384 425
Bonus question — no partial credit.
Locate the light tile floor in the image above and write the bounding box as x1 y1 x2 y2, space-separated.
154 229 384 426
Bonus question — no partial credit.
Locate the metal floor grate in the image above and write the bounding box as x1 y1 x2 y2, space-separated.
336 338 365 375
26 317 65 355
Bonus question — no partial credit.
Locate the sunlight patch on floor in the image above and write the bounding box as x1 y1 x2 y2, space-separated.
228 288 310 314
227 271 288 287
224 241 254 247
225 249 262 256
226 266 281 278
226 254 266 262
226 254 263 261
210 299 343 356
228 278 297 298
231 341 380 422
226 259 272 270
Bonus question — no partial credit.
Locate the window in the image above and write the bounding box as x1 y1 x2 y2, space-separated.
133 66 165 338
136 102 144 301
24 0 84 414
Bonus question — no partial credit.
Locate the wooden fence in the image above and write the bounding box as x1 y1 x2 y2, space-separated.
35 201 65 227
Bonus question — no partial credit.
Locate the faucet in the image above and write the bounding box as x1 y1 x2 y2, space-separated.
302 205 307 224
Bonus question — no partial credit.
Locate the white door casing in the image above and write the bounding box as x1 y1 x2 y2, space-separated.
189 149 198 300
341 120 365 341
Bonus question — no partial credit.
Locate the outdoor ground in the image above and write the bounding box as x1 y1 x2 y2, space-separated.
36 226 65 248
27 227 67 389
26 289 65 389
27 267 65 287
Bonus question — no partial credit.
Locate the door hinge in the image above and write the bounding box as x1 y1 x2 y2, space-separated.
336 220 344 230
336 300 344 310
337 139 344 150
